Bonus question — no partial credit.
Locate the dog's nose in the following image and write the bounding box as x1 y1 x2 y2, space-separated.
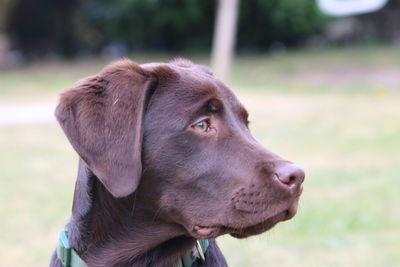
274 163 305 188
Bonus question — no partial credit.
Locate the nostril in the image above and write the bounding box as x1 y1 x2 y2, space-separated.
288 175 296 186
274 163 305 187
274 172 296 185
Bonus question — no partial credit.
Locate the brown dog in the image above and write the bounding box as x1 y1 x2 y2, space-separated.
50 58 305 267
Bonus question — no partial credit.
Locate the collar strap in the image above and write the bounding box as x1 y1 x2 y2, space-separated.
57 229 209 267
57 230 87 267
175 239 209 267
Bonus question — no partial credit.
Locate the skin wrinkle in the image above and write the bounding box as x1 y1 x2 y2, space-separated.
50 58 304 266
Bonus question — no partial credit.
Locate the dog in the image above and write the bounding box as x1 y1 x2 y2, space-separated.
50 58 305 267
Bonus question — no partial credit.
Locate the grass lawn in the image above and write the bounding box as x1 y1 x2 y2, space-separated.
1 46 399 266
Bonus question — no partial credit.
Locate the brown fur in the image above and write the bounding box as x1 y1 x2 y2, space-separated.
50 59 305 267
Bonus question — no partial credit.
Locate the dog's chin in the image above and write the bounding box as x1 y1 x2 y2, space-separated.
229 203 299 239
229 210 289 239
189 204 299 240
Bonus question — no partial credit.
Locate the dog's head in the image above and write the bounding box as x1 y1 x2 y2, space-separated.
56 58 304 240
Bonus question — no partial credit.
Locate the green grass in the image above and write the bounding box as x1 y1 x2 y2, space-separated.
1 46 399 266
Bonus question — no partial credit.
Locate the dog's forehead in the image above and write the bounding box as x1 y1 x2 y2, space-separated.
170 63 239 104
142 60 245 114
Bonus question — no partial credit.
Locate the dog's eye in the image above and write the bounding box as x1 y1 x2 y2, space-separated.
192 119 211 132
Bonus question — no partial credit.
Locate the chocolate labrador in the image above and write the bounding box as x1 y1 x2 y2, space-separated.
50 58 305 267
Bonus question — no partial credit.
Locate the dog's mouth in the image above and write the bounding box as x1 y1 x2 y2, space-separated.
228 207 294 238
190 202 299 240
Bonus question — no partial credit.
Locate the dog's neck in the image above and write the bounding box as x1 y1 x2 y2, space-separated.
66 160 196 266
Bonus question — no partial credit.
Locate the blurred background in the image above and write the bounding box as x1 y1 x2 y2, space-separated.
0 0 399 266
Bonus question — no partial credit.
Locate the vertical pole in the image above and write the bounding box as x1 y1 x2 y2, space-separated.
211 0 239 81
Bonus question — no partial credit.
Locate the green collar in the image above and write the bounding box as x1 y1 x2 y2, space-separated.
56 230 86 267
56 229 209 267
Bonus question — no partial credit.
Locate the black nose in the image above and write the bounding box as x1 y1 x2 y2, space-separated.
274 163 305 188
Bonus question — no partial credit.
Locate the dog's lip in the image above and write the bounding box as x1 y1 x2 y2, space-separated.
192 203 299 239
231 200 301 238
228 210 289 238
192 225 221 238
191 210 288 239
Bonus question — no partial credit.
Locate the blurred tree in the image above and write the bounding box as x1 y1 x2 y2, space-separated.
6 0 81 57
80 0 215 52
81 0 326 52
0 0 16 31
238 0 327 50
212 0 239 80
5 0 328 57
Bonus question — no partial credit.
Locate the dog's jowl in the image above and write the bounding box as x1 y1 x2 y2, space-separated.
50 59 305 267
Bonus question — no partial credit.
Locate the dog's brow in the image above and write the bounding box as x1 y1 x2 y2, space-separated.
238 106 249 122
191 98 220 118
208 98 223 112
181 82 216 100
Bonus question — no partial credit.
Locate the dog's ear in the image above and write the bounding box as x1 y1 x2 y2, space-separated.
55 59 160 198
